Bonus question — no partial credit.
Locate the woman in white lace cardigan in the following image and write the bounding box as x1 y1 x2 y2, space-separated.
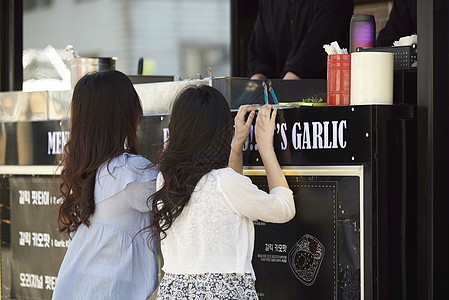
148 85 296 299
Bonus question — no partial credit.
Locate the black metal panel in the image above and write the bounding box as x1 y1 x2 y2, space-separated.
230 0 259 77
0 176 12 297
415 0 449 298
393 70 417 104
136 106 373 166
242 106 372 166
137 114 170 162
250 175 362 300
2 122 19 165
371 106 417 300
244 105 414 167
9 177 67 299
1 120 67 165
0 0 23 91
427 0 449 298
0 103 417 300
127 75 174 85
0 105 415 168
362 165 374 300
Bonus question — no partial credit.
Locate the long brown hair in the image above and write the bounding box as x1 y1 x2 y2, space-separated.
148 85 233 244
58 70 143 236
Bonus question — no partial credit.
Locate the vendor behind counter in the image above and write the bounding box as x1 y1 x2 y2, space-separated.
247 0 354 80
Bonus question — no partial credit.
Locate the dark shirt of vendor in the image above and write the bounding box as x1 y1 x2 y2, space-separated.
247 0 354 80
377 0 417 47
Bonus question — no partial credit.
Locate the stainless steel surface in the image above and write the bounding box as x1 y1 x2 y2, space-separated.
0 90 48 122
0 90 71 122
0 79 212 122
65 44 78 58
1 77 326 121
70 57 117 88
65 44 117 88
48 90 73 120
134 79 211 115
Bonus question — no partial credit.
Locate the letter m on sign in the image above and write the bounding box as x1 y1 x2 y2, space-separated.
48 132 56 155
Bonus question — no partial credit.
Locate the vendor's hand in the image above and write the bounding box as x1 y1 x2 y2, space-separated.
233 105 256 147
283 72 301 80
250 73 267 80
255 104 277 151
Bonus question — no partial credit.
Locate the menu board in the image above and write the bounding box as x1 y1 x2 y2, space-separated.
9 177 68 299
249 173 361 300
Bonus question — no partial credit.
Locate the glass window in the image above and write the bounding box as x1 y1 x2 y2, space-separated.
24 0 52 12
23 0 231 81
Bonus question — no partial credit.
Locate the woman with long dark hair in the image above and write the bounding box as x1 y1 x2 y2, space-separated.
150 85 295 298
52 70 159 300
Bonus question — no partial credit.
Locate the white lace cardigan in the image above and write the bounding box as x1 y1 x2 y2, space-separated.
157 167 295 280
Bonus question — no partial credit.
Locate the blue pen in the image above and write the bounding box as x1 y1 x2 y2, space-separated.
262 81 269 104
268 80 279 105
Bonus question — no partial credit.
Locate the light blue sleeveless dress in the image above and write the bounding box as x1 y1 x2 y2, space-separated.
52 153 159 300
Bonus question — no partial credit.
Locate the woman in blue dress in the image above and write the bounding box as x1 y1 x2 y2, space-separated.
52 70 159 300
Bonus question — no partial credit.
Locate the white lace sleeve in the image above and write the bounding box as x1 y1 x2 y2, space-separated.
218 168 295 223
156 172 164 191
125 180 156 212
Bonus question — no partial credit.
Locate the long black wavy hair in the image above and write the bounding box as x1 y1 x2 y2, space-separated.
58 70 143 237
148 85 233 244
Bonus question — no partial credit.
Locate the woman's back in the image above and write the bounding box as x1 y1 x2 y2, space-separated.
151 86 295 299
52 154 158 300
160 167 294 279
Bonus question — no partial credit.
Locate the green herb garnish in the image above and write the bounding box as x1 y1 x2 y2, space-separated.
301 95 325 103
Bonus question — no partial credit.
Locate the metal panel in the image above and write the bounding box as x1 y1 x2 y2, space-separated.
0 91 48 122
245 166 364 300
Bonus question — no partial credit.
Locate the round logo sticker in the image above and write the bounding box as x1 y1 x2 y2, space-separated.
288 234 325 286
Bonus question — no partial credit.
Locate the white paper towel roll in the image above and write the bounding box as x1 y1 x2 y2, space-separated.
350 52 394 105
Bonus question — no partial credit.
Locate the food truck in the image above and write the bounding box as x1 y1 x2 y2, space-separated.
0 76 416 299
1 0 447 299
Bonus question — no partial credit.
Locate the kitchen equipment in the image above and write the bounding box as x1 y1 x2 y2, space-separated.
66 45 117 88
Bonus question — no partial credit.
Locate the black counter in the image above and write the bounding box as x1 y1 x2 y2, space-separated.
0 104 416 300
